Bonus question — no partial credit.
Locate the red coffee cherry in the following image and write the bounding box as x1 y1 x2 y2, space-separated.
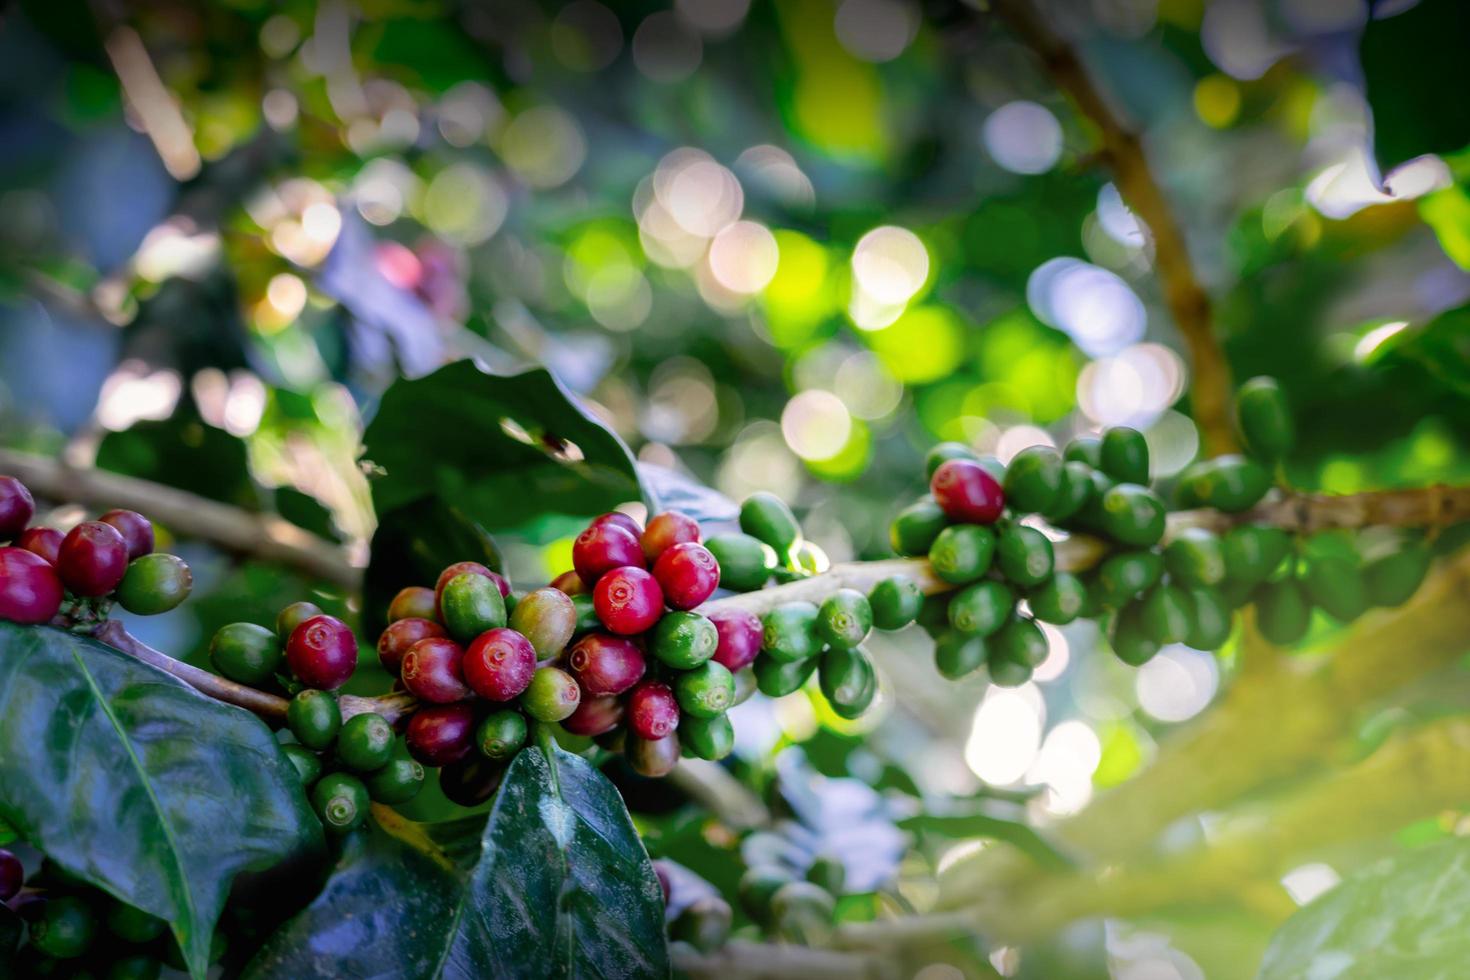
567 633 646 696
590 511 643 538
652 542 720 610
0 547 64 624
627 680 680 740
0 848 21 902
57 521 129 597
462 627 537 702
286 614 359 691
930 459 1005 524
377 617 445 675
401 636 471 703
709 608 763 672
561 694 624 737
17 527 63 566
0 477 33 541
572 524 644 586
405 702 476 767
550 570 588 596
387 586 437 623
593 567 664 635
98 509 154 560
641 511 700 563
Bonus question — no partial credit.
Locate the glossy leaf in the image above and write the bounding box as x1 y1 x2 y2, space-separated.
95 407 258 510
639 462 740 526
1361 0 1470 173
0 623 321 979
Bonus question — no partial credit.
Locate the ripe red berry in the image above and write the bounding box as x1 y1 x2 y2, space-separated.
653 542 720 610
0 548 64 625
572 524 645 586
462 627 537 701
0 848 20 902
591 511 644 538
405 702 475 767
17 527 63 566
98 509 154 560
387 586 437 622
593 566 664 635
931 459 1005 524
561 694 624 737
57 521 129 597
286 615 359 690
377 617 445 675
641 511 700 563
567 633 646 696
401 636 471 703
627 680 680 740
550 570 587 595
709 608 763 672
0 477 33 541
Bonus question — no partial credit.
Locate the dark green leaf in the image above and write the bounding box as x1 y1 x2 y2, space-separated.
638 462 739 525
1260 838 1470 979
1361 0 1470 173
0 623 321 979
0 904 21 962
273 486 343 544
95 407 258 510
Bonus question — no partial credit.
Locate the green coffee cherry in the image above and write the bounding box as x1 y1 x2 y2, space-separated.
114 553 192 615
928 524 996 584
740 491 802 552
738 865 794 929
1184 586 1233 651
1111 601 1161 666
1223 524 1292 587
706 533 775 591
477 710 528 760
987 654 1033 688
522 666 581 723
1074 466 1117 529
676 661 736 718
1028 572 1088 625
1364 544 1431 607
934 630 986 679
1254 579 1311 646
1235 376 1294 463
1100 484 1166 547
210 622 283 686
996 524 1055 587
671 896 733 954
1164 527 1227 586
806 853 846 896
679 712 735 761
508 587 577 660
337 712 395 773
890 496 948 556
281 743 322 787
761 602 821 663
1063 436 1102 468
925 441 977 477
277 601 324 644
868 575 924 630
1096 550 1165 608
312 772 369 834
365 751 425 805
916 593 950 635
1302 553 1367 623
755 654 819 697
106 954 164 980
105 899 167 944
1178 455 1270 513
651 610 719 669
732 666 758 706
1100 427 1149 484
440 572 507 642
947 579 1013 636
994 615 1048 669
30 895 97 959
1004 446 1063 513
771 881 837 945
287 689 341 750
1042 461 1095 523
1139 583 1193 645
793 540 829 575
816 589 873 649
819 647 876 719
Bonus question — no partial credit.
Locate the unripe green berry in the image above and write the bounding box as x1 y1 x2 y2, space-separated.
1003 446 1063 514
210 622 283 686
1100 484 1166 547
1111 600 1160 666
1235 376 1294 464
771 880 836 945
1364 544 1431 607
1095 550 1165 608
1254 578 1312 646
337 712 395 773
995 523 1055 587
890 496 948 557
868 575 924 630
705 533 775 592
754 653 818 698
1164 528 1227 587
312 772 369 834
675 660 736 718
29 895 97 959
1184 586 1233 651
287 689 341 751
738 865 794 928
994 615 1048 669
947 579 1013 636
671 896 733 954
508 587 577 659
1028 572 1088 625
679 712 735 761
105 899 167 944
365 750 426 805
928 524 996 584
934 630 986 679
1222 524 1292 587
817 588 873 649
477 709 528 760
739 491 802 551
1100 427 1149 484
818 646 876 719
761 602 821 663
651 610 719 669
1302 553 1368 623
1063 436 1103 468
440 571 507 642
521 666 581 722
114 553 192 615
1139 583 1193 645
280 743 322 787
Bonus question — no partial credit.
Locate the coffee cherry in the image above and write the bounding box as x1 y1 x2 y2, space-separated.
771 881 836 946
312 772 369 834
387 586 437 623
948 580 1013 636
593 566 664 635
401 636 471 703
1112 600 1161 666
761 601 820 663
1064 435 1103 467
114 553 192 616
568 632 646 695
337 712 395 773
0 546 63 624
406 702 476 767
671 895 733 953
0 476 34 540
1302 553 1367 623
818 647 876 719
929 524 996 584
463 627 537 701
642 510 700 563
1164 528 1227 587
1184 586 1233 650
679 713 734 761
210 622 283 686
1028 572 1088 625
57 520 128 596
700 610 759 673
439 755 507 807
1074 466 1117 529
29 895 97 959
550 569 588 595
934 630 987 679
817 589 873 650
288 689 341 750
930 459 1004 524
1100 427 1149 484
890 496 947 557
755 654 819 697
522 666 581 722
276 600 324 644
1255 578 1312 645
366 749 426 804
280 744 322 787
440 572 507 642
627 680 679 739
561 694 624 737
508 587 577 659
591 511 644 538
1004 446 1063 514
104 897 167 944
476 709 528 759
1044 461 1097 523
1235 376 1294 464
1222 524 1291 587
704 533 775 593
98 509 154 560
1100 484 1166 547
573 523 645 586
434 561 500 614
739 491 802 552
1364 543 1431 607
17 526 62 565
652 542 720 610
738 866 795 928
627 733 681 777
925 441 978 477
287 615 359 691
868 575 923 631
1178 455 1270 513
994 615 1048 669
377 617 446 675
0 848 21 902
996 524 1054 587
1139 584 1193 644
675 661 735 718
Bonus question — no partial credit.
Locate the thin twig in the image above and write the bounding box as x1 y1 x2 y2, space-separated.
672 939 889 980
992 0 1237 455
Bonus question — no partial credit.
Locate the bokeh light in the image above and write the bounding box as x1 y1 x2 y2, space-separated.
982 101 1064 175
781 390 853 461
851 225 929 306
1027 257 1147 357
708 220 779 293
965 684 1045 786
1136 646 1220 723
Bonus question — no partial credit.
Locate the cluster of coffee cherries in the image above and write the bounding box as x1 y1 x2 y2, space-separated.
702 491 830 592
0 475 193 628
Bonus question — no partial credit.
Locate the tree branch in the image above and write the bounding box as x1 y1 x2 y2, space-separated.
992 0 1236 455
672 939 889 980
0 448 360 589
